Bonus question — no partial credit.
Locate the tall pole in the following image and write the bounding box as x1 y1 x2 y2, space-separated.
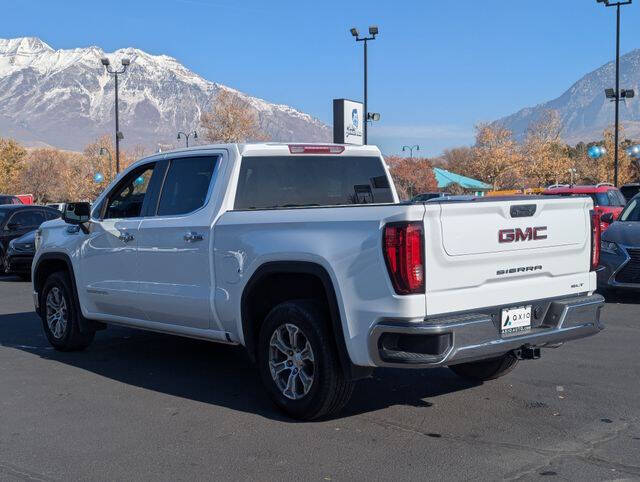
351 27 377 146
364 39 368 145
614 3 621 186
114 72 120 174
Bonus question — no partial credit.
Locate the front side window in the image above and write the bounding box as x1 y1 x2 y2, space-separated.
620 199 640 222
104 164 155 219
234 156 393 210
157 156 217 216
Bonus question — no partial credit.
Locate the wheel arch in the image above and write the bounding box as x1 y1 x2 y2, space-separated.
33 252 104 333
240 261 370 381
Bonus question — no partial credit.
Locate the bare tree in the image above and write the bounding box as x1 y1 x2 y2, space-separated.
200 89 267 143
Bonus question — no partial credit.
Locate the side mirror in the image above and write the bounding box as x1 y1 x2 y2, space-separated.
601 212 615 224
63 202 91 225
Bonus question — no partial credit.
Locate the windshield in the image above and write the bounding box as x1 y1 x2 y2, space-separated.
595 189 626 207
619 198 640 221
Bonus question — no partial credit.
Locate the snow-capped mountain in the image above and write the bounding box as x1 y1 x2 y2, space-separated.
494 49 640 144
0 37 331 150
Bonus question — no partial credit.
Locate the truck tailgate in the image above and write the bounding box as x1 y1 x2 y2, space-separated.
424 197 595 316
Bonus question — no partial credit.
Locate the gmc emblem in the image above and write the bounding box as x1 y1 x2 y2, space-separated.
498 226 547 243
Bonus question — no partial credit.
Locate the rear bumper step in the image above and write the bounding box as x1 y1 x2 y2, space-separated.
369 294 605 368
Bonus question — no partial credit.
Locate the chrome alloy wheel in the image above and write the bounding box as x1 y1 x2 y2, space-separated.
46 287 68 339
268 323 315 400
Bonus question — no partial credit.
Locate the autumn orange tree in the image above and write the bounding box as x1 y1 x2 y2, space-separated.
201 88 267 143
521 110 572 187
0 138 27 193
468 124 523 190
387 156 438 200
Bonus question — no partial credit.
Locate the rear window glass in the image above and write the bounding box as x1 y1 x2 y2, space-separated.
234 156 394 209
157 156 217 216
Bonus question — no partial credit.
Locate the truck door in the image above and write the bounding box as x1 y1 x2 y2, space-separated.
136 154 222 329
80 162 158 319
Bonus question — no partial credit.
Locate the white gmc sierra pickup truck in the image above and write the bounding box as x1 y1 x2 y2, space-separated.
32 143 604 419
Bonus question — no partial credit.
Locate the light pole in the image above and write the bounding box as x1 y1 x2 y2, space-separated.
350 25 378 145
101 56 130 174
99 147 114 181
597 0 633 186
177 130 198 148
402 145 420 158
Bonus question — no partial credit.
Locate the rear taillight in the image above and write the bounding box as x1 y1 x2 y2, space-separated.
590 210 601 271
383 222 424 294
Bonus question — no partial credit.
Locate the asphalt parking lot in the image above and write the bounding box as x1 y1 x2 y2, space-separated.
0 275 638 481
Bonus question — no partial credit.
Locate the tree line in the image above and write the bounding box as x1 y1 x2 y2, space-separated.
1 101 638 204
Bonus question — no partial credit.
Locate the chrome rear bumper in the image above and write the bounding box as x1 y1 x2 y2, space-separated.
369 294 605 368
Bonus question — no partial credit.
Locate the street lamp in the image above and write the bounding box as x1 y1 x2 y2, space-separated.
101 56 131 174
350 25 379 145
402 145 420 158
99 147 114 181
596 0 633 187
177 130 198 148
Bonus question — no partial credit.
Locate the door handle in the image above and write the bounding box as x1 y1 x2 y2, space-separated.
118 232 135 243
184 232 204 242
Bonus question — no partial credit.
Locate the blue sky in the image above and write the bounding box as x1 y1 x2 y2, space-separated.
4 0 640 155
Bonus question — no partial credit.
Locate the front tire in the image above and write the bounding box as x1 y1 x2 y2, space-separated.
257 300 354 420
448 352 519 381
41 271 95 351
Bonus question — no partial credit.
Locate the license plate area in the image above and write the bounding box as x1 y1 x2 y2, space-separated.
501 305 532 335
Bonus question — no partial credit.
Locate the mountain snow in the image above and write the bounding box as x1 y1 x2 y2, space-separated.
0 37 330 150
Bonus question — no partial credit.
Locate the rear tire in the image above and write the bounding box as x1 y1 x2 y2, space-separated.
40 271 95 351
448 352 519 381
257 300 354 420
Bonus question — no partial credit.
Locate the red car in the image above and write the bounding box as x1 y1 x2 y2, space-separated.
542 183 627 231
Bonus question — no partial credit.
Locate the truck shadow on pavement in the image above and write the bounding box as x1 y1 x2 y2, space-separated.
0 310 479 421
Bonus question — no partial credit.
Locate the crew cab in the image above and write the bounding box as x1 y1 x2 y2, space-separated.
32 143 604 419
542 183 626 232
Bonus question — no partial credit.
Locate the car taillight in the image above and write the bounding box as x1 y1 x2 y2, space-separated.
383 222 424 294
590 210 601 271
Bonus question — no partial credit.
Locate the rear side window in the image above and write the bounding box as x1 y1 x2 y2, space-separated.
234 156 393 209
157 156 217 216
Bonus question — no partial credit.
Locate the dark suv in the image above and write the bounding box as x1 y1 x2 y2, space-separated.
0 205 61 278
0 195 22 205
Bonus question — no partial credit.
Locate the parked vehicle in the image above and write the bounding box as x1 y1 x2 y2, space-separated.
0 195 22 205
597 194 640 292
412 192 449 202
620 183 640 202
0 205 60 276
16 194 34 205
32 143 604 420
4 230 38 280
542 183 626 231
